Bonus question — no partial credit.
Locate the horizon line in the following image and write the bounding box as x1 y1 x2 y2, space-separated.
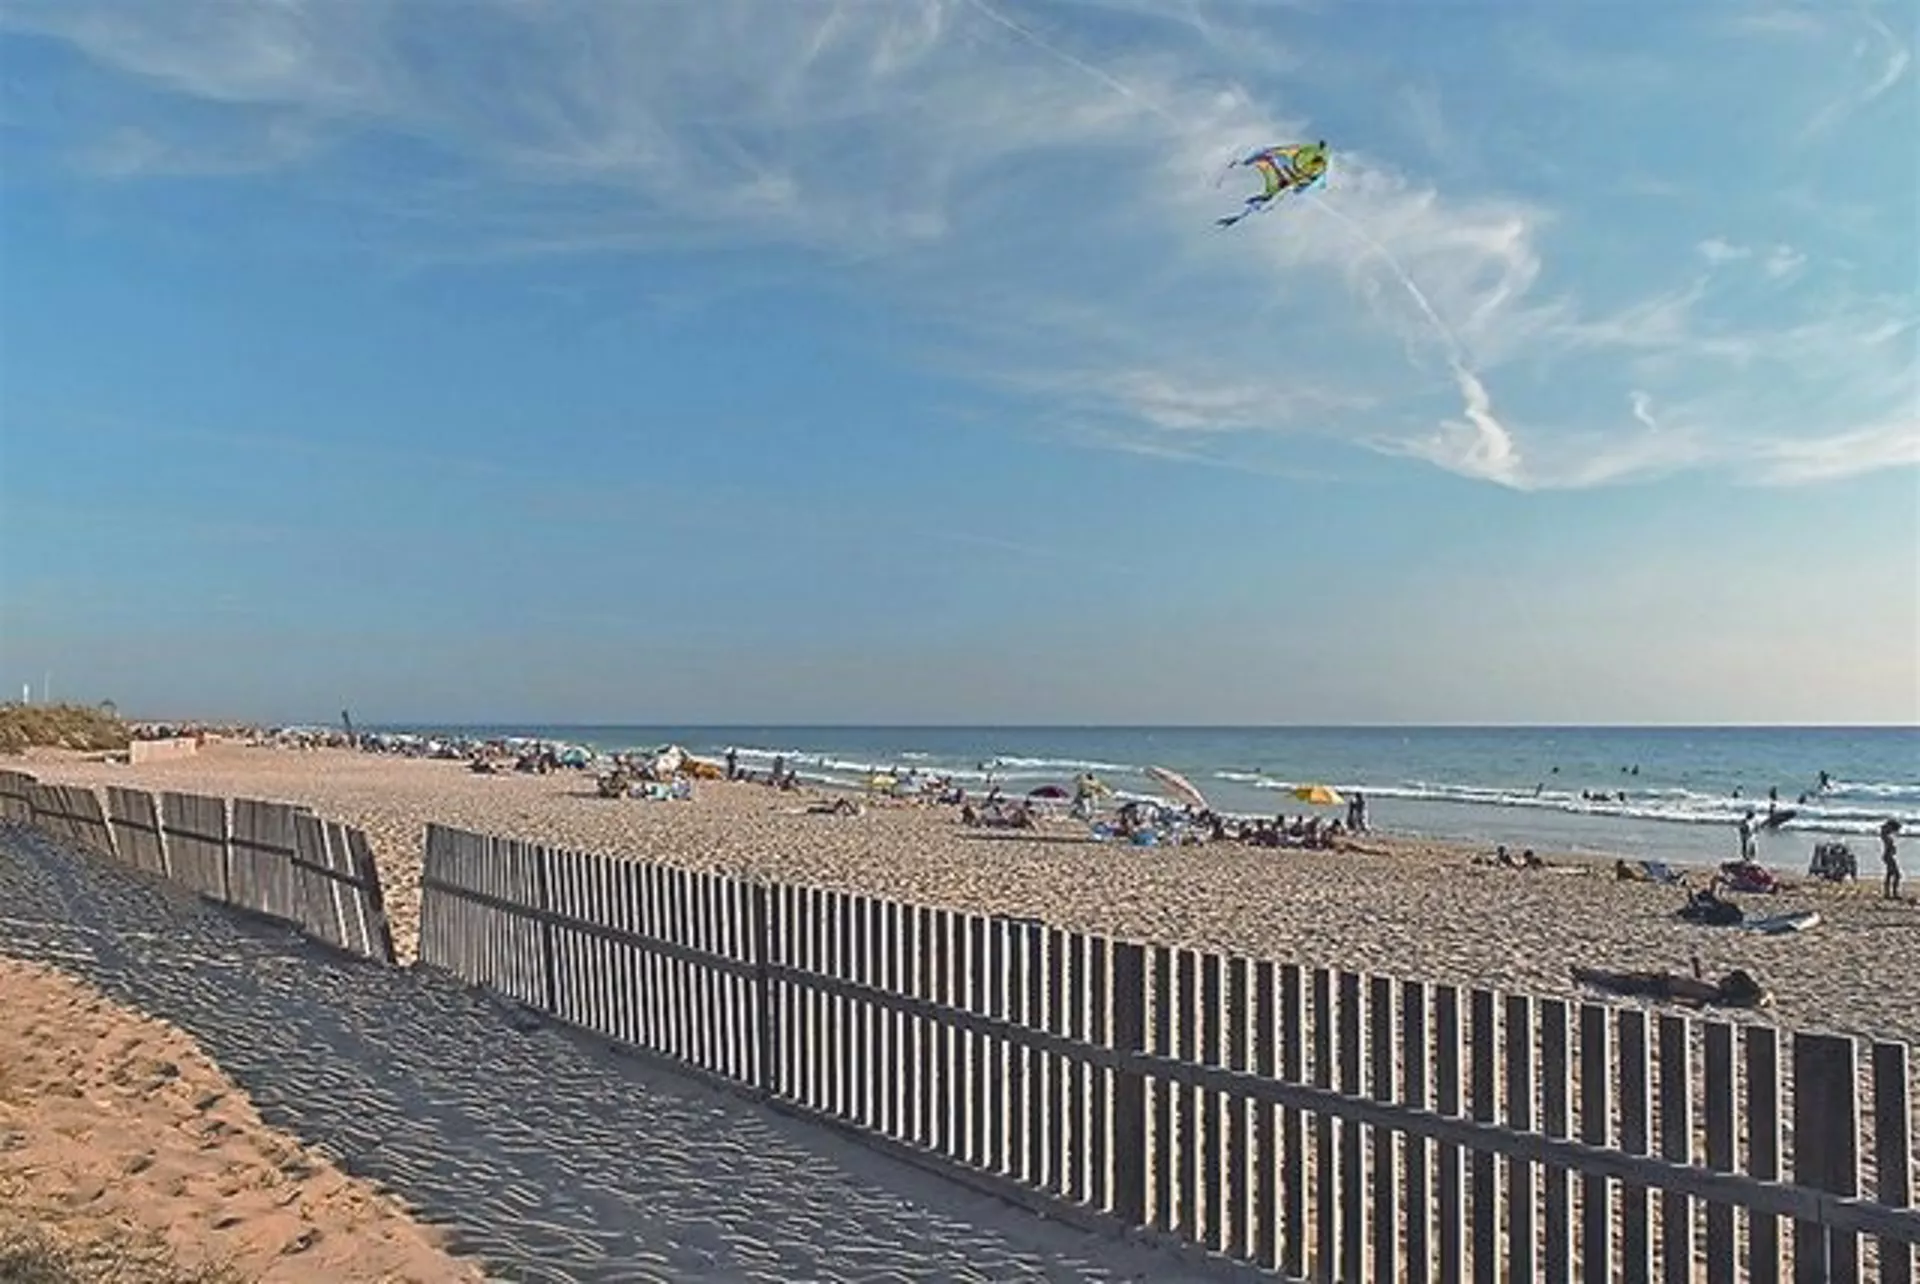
253 720 1920 733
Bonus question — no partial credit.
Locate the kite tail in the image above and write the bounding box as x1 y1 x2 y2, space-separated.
1217 192 1275 227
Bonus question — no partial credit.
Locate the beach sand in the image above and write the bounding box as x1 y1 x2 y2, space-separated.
0 826 1242 1283
22 742 1920 1044
0 956 478 1283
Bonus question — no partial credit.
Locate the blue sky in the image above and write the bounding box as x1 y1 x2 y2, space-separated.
1 0 1915 725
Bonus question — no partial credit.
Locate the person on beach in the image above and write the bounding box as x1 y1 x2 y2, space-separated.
1737 809 1757 862
1883 819 1903 900
1571 962 1770 1009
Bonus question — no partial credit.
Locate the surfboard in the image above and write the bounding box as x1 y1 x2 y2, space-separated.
1746 910 1821 935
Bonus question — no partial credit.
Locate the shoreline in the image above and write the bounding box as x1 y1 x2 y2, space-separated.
15 742 1918 1045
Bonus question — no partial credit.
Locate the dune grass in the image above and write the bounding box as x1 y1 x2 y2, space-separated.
0 704 130 756
0 1216 238 1284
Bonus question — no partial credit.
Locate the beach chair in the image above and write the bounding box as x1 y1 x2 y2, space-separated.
1808 841 1856 882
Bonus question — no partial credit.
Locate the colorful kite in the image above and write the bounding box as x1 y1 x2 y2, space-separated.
1216 141 1329 228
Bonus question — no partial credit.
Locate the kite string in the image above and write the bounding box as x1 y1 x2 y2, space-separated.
1303 191 1469 371
959 0 1185 129
966 0 1474 375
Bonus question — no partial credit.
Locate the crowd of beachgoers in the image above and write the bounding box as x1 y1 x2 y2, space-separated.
14 732 1916 1045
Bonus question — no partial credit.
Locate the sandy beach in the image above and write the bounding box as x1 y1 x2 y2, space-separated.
20 742 1919 1045
0 955 477 1283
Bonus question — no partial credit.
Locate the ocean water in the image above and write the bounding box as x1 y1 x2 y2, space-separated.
383 725 1919 870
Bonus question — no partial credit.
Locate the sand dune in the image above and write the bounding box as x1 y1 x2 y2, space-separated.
0 954 476 1283
1 825 1240 1283
23 743 1920 1044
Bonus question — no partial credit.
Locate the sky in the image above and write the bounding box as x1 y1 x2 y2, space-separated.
0 0 1916 726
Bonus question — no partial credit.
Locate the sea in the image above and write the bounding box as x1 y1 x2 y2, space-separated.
374 725 1917 871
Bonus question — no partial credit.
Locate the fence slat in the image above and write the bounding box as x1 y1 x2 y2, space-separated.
1253 960 1280 1273
1314 967 1339 1280
1505 995 1536 1284
1469 987 1499 1284
1404 979 1433 1284
1660 1012 1696 1284
1049 926 1071 1201
1201 950 1224 1254
939 908 960 1162
105 786 167 876
1090 934 1112 1216
1340 971 1367 1282
1110 939 1147 1227
1620 1008 1655 1279
1703 1021 1737 1284
1873 1041 1914 1284
1153 943 1176 1233
1372 974 1401 1284
1004 918 1028 1180
1795 1033 1862 1284
1227 955 1252 1264
1281 963 1308 1281
1539 998 1573 1284
1435 984 1466 1284
967 911 989 1170
918 905 941 1151
160 791 229 901
1178 948 1201 1242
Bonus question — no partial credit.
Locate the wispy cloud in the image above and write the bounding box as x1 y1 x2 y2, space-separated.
2 0 1911 492
1802 6 1913 138
1697 238 1751 266
1733 2 1915 138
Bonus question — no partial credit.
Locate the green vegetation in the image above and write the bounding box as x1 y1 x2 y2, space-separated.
0 1216 238 1284
0 703 131 756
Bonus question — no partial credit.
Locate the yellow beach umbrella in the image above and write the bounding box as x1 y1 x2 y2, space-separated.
1293 783 1345 807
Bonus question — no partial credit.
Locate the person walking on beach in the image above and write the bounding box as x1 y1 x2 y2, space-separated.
1736 809 1757 862
1883 819 1903 900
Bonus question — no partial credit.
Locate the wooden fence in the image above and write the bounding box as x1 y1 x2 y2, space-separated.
0 770 394 965
419 823 1918 1283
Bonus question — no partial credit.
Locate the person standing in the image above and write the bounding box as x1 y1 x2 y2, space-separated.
1883 819 1904 900
1737 809 1757 862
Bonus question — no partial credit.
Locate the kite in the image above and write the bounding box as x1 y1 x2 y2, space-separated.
1215 141 1329 228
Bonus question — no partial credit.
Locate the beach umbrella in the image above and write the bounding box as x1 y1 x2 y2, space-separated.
1293 783 1345 807
1147 765 1209 811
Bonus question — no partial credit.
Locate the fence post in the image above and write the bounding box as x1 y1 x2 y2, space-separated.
530 841 559 1014
1110 939 1148 1227
751 881 777 1097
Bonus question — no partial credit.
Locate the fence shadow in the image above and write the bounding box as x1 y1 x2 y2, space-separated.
0 825 1230 1284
